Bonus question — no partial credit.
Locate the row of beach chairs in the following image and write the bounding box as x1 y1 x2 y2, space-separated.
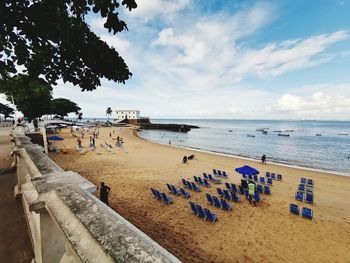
181 179 201 192
290 204 313 219
242 174 274 185
266 172 283 181
203 173 222 184
206 193 232 210
166 184 191 198
193 176 211 187
216 188 240 202
150 188 173 204
189 202 218 223
213 169 228 178
295 177 314 204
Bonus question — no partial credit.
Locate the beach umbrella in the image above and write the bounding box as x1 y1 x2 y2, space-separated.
235 165 259 175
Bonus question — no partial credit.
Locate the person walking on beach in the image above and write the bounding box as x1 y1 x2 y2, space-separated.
261 154 266 164
100 182 111 206
182 156 188 164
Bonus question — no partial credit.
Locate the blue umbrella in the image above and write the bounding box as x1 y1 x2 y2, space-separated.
47 135 64 141
235 165 259 175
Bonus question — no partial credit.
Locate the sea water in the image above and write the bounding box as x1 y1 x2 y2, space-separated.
138 119 350 175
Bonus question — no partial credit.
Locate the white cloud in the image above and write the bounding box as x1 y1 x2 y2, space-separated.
126 0 191 21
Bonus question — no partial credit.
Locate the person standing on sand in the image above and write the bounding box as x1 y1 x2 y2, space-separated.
248 181 256 206
99 182 111 206
261 154 266 164
182 156 188 164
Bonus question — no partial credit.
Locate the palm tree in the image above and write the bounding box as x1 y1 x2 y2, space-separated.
106 107 112 122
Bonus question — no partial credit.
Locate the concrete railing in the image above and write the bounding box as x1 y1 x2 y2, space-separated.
11 131 180 263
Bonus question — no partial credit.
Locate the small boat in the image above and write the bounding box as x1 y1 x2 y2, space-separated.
338 133 349 136
256 129 264 131
228 130 233 132
247 134 255 137
273 130 282 132
316 134 322 136
278 133 290 137
285 129 294 132
262 130 268 134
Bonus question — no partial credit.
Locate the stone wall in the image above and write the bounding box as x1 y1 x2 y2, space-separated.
11 130 180 263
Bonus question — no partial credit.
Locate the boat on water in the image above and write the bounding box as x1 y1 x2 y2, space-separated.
338 133 349 136
247 134 255 137
316 134 322 136
285 129 294 132
228 130 233 132
273 130 282 132
278 133 290 137
262 130 268 134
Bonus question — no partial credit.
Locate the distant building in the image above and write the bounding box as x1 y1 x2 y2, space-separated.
115 110 140 120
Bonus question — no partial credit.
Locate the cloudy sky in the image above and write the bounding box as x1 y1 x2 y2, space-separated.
4 0 350 120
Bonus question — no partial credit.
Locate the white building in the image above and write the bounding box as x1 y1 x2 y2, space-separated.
115 110 140 120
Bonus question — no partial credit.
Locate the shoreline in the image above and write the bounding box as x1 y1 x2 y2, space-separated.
137 131 350 177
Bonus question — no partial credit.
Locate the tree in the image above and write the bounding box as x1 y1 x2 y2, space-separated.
0 0 137 91
0 76 52 121
106 107 112 122
50 98 81 118
0 103 14 119
77 112 83 122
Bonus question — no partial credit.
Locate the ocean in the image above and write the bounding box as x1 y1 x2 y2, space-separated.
137 119 350 175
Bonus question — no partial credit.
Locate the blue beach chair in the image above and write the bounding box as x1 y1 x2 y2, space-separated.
151 188 160 199
196 205 206 218
242 174 247 179
182 178 187 187
295 191 304 202
225 182 232 190
180 188 191 198
206 193 215 206
193 176 199 183
220 199 232 211
306 186 313 193
166 184 173 193
222 171 228 177
260 177 265 184
300 177 306 184
264 185 271 195
204 208 217 223
232 192 240 203
213 169 218 175
254 192 262 204
203 178 211 187
189 202 198 216
212 196 222 208
170 185 181 196
217 170 222 177
208 174 221 184
267 178 273 185
186 180 192 190
231 183 237 193
223 190 233 201
191 182 201 192
307 179 314 187
265 172 271 178
289 204 300 215
298 184 305 192
160 193 173 204
277 174 283 181
217 188 224 197
254 174 258 182
305 193 314 204
271 173 276 180
257 184 263 194
203 173 209 179
302 207 313 219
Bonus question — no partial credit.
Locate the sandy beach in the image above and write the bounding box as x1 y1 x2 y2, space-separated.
50 126 350 263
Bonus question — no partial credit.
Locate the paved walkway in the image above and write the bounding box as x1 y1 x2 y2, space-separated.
0 127 34 263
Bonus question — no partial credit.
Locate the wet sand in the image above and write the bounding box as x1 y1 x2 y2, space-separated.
50 127 350 263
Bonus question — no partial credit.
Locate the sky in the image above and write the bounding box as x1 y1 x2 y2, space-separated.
3 0 350 120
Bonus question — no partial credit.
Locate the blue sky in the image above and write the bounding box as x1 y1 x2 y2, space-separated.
3 0 350 120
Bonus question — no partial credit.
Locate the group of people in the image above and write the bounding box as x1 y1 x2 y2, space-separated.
182 154 195 164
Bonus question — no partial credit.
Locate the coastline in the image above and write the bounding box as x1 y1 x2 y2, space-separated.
51 126 350 263
137 131 350 177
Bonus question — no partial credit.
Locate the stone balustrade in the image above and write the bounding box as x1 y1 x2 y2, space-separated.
11 131 180 263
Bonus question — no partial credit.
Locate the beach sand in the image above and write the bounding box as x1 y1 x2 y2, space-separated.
50 127 350 263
